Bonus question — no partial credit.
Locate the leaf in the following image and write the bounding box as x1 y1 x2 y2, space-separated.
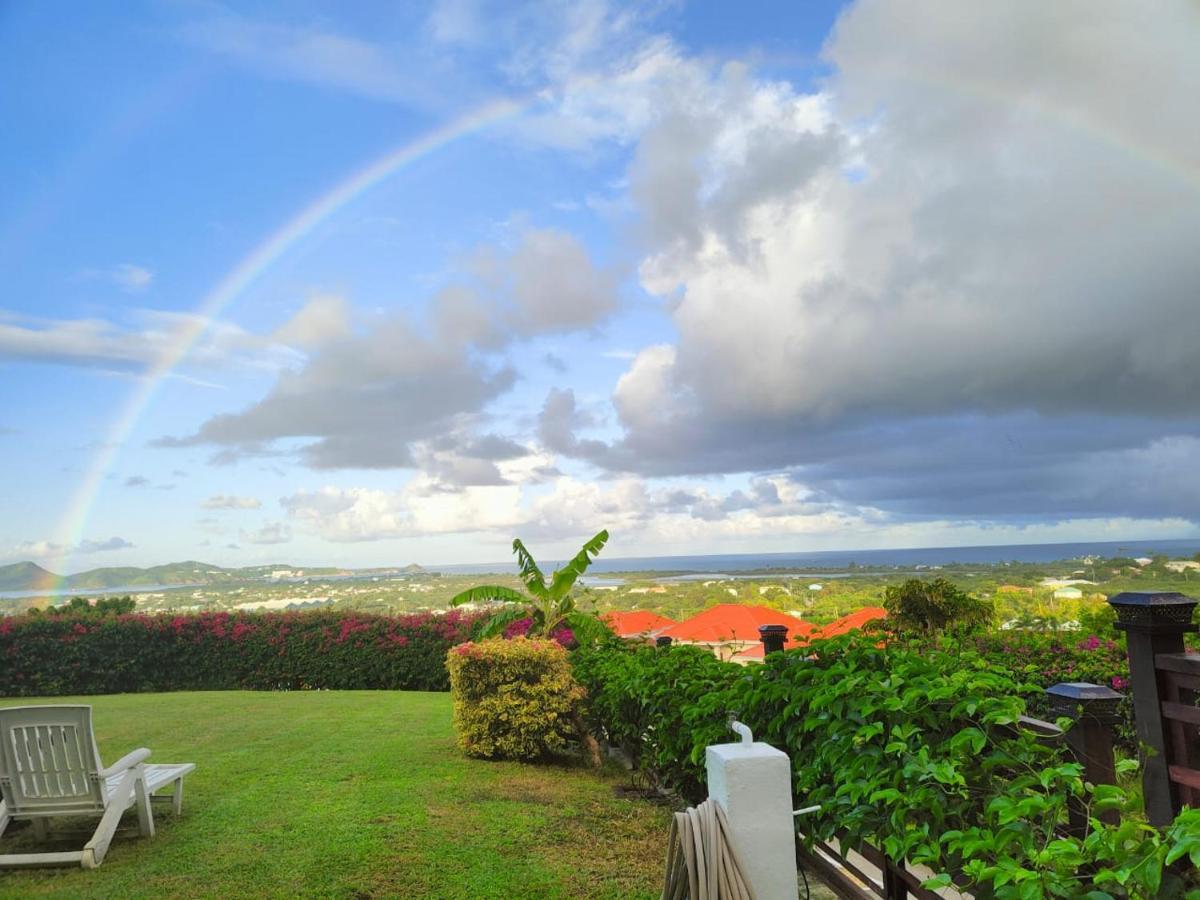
450 585 530 607
511 539 549 598
562 611 612 646
475 604 535 638
548 530 609 599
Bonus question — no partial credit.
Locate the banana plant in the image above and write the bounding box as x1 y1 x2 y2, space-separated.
450 529 610 640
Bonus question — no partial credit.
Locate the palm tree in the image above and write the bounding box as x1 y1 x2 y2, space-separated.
450 530 609 639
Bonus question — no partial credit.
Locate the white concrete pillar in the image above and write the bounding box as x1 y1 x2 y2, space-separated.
706 738 798 900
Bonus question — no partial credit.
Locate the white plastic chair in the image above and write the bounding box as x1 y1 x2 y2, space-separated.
0 705 194 868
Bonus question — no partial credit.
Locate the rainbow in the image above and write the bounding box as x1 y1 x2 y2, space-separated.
38 96 528 592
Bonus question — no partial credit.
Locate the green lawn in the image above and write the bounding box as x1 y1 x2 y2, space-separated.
0 692 673 899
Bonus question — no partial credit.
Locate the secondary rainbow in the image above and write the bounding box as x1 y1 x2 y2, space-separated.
39 96 528 592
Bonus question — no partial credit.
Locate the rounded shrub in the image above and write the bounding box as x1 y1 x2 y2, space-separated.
446 637 585 760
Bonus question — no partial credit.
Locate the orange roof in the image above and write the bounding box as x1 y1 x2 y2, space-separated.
658 604 815 644
815 607 887 639
736 606 888 659
603 610 676 637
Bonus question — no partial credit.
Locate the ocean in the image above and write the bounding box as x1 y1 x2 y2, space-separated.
5 538 1198 600
436 538 1200 576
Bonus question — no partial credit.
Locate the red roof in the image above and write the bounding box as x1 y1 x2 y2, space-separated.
603 610 676 637
658 604 815 644
735 607 888 659
816 607 887 639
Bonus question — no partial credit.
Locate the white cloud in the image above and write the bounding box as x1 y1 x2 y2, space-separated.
241 522 292 545
162 309 516 470
76 536 135 554
473 228 619 334
427 0 483 44
2 536 134 562
617 0 1200 428
202 495 263 510
79 263 154 293
0 309 299 374
153 0 1200 538
178 11 428 105
540 0 1200 528
272 294 352 350
111 264 153 292
7 540 67 560
165 227 615 474
272 467 1200 556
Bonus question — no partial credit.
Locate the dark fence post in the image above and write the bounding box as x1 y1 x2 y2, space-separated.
759 624 788 655
1110 591 1198 826
1046 682 1123 834
655 635 673 648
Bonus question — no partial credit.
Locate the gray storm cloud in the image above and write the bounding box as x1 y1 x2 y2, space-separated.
553 0 1200 523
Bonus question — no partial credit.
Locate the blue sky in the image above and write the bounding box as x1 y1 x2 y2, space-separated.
2 0 1198 571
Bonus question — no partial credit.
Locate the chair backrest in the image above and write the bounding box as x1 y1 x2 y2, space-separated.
0 705 105 815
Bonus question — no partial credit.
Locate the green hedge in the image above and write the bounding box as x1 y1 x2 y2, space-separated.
446 638 585 760
0 609 484 695
571 639 743 799
572 636 1200 898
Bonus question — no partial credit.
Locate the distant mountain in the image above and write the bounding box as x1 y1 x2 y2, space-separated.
0 561 57 591
63 561 240 590
0 560 424 593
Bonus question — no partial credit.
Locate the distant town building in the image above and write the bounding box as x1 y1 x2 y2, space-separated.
233 596 330 612
1039 578 1095 589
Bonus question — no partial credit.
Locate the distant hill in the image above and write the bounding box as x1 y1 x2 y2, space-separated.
0 561 57 591
63 561 240 590
0 560 429 593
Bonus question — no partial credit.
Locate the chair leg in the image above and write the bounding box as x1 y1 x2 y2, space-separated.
31 819 48 841
0 799 10 839
134 772 155 838
82 773 136 869
171 779 184 816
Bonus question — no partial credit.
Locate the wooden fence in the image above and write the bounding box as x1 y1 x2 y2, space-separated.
1110 591 1200 826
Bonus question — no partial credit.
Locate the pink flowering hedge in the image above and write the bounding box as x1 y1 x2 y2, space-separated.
973 631 1134 745
0 608 486 696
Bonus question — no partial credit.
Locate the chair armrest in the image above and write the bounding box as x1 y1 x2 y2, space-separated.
99 748 151 776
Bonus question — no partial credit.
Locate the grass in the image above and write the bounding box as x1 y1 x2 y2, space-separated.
0 691 674 899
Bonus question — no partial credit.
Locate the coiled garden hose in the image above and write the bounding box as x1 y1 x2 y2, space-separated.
661 798 756 900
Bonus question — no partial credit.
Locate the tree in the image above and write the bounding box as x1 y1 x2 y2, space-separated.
882 578 993 635
450 530 610 641
32 596 136 617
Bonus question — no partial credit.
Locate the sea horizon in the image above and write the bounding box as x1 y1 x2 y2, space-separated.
435 537 1200 576
5 537 1198 600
